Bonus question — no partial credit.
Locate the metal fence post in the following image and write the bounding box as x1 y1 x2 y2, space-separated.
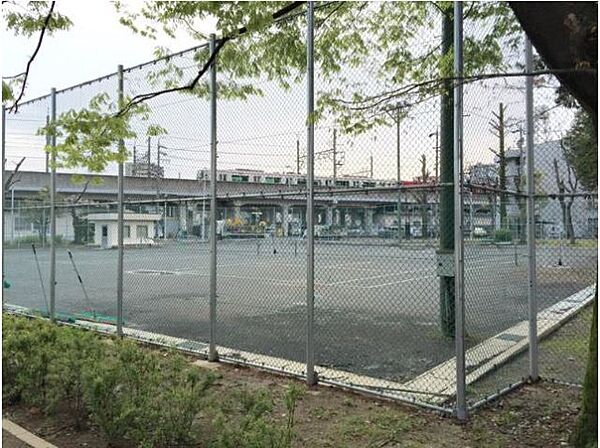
396 110 402 245
453 1 467 421
2 104 5 307
208 33 219 362
306 1 317 386
117 64 125 337
49 87 57 322
525 37 539 381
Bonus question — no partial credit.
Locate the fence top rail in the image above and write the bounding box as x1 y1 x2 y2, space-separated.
15 42 210 109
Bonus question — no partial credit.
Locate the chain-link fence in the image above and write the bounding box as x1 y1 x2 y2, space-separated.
3 2 596 418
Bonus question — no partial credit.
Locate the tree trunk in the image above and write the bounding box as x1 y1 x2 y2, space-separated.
565 200 576 244
558 197 567 237
572 289 597 448
421 204 428 239
519 200 527 243
438 8 455 337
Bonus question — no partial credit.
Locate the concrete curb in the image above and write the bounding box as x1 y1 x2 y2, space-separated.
2 419 58 448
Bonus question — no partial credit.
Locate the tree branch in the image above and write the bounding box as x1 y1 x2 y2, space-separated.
115 1 305 117
4 157 26 191
334 68 597 112
70 180 90 204
2 72 26 80
8 1 56 114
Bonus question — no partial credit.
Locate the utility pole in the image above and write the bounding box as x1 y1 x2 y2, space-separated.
438 5 455 338
147 136 151 178
45 115 50 173
332 129 337 184
434 130 439 180
490 102 507 228
396 108 402 244
369 154 373 178
296 139 300 174
157 139 161 169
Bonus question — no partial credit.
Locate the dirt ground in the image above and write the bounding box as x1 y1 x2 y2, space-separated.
3 358 583 448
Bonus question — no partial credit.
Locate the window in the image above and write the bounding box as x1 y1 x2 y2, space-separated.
124 225 131 238
136 225 148 238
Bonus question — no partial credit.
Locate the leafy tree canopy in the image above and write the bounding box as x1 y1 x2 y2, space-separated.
562 109 597 192
116 1 522 132
4 1 523 171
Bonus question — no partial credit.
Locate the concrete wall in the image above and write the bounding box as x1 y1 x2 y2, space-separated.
92 220 156 248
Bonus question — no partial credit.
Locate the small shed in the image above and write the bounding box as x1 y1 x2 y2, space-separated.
86 212 161 248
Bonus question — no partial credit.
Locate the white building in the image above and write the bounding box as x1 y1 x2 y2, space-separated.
86 212 161 248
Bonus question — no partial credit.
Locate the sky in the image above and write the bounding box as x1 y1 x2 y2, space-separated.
3 1 209 100
3 2 573 183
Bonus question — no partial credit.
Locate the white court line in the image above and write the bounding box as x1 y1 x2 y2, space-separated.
217 274 303 287
356 261 520 289
358 274 438 289
320 271 415 287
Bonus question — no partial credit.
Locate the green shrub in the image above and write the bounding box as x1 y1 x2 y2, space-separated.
83 340 216 447
139 354 216 447
4 235 65 249
209 384 304 448
46 327 105 425
3 316 61 407
3 315 307 448
83 340 160 444
494 228 513 242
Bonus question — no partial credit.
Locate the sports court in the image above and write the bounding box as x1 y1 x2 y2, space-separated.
4 237 595 385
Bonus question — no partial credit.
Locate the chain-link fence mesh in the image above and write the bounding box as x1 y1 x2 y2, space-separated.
2 2 596 417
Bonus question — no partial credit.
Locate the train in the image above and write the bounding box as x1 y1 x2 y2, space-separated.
196 168 398 189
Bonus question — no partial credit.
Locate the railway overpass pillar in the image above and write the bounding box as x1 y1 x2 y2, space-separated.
178 203 188 233
282 203 290 236
365 208 374 235
326 206 333 227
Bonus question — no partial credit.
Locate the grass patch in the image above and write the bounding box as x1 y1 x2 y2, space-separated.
334 408 416 447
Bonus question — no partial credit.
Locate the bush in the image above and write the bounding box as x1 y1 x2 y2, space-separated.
3 316 61 407
494 228 513 242
3 314 303 448
85 342 216 446
4 235 65 249
83 340 159 443
209 384 304 448
46 327 105 426
146 355 216 447
3 316 217 447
